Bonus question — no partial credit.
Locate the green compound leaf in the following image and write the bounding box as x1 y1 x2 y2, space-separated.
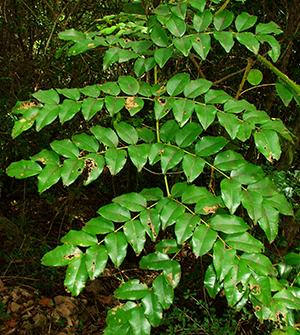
125 97 145 116
118 76 139 95
257 34 281 62
100 81 120 95
235 12 257 32
80 85 101 98
115 279 149 300
64 256 89 296
31 149 60 166
61 158 84 186
154 98 173 120
137 127 155 143
213 31 234 53
273 289 300 310
59 99 82 124
166 73 190 96
161 146 184 175
194 195 223 215
247 69 263 86
114 122 138 145
166 14 186 37
123 220 146 255
217 112 241 139
175 213 199 245
148 142 164 165
192 33 211 60
156 239 180 254
171 2 187 20
140 252 170 271
172 99 195 127
205 89 230 104
129 306 151 335
254 130 281 162
241 190 263 224
33 89 60 104
72 133 99 152
142 290 163 327
105 232 128 268
98 203 131 222
240 253 275 276
195 136 229 156
106 301 136 327
132 41 153 54
247 177 279 197
191 224 218 257
38 164 62 193
42 244 82 267
264 194 294 216
83 216 114 235
50 139 80 158
163 260 181 289
113 192 147 212
184 79 212 98
105 148 127 175
213 240 236 282
225 232 265 253
153 275 174 309
104 96 125 117
134 57 156 77
231 162 264 185
154 48 174 68
182 155 205 183
36 105 59 131
140 208 161 242
181 185 211 204
61 230 97 247
173 36 192 57
83 153 105 186
85 244 108 280
128 144 149 172
261 119 293 142
236 119 255 142
210 214 249 234
59 28 86 41
57 88 81 101
81 98 104 121
12 109 38 138
224 99 255 114
276 82 294 107
160 200 185 230
103 47 120 70
188 0 206 12
204 264 222 298
195 104 217 130
255 22 283 35
140 187 164 201
220 178 242 214
193 10 212 32
236 32 260 54
258 202 279 243
213 11 234 31
151 23 169 47
214 150 245 171
175 122 202 147
90 126 118 148
7 160 42 179
160 120 178 142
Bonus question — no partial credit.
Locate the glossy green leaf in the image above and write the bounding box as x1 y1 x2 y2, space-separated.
113 192 147 212
224 99 255 114
170 2 187 20
173 36 192 57
204 264 222 298
64 256 89 296
264 194 293 216
124 97 144 117
98 203 130 222
214 150 244 171
129 306 151 335
231 162 264 185
235 12 257 32
148 142 164 165
217 112 241 139
258 202 279 243
38 164 62 193
33 89 60 104
140 187 164 201
247 69 263 85
257 34 281 63
140 208 161 242
192 224 217 257
115 279 149 300
236 119 255 142
182 155 205 183
213 32 234 53
153 275 174 309
83 153 105 186
61 230 97 246
175 122 202 148
172 99 195 126
182 185 211 204
140 252 170 271
184 79 212 98
194 195 223 215
205 89 230 104
191 34 211 60
61 158 84 186
160 120 178 142
59 29 85 41
104 96 125 117
156 239 180 254
210 214 249 234
241 190 263 224
59 99 82 124
105 148 127 175
100 82 120 95
83 216 114 235
90 126 118 148
273 289 300 310
42 244 81 267
118 49 139 63
12 112 37 138
114 122 138 145
175 213 199 245
85 244 108 280
161 146 184 174
194 104 217 130
151 23 169 47
166 73 190 96
80 85 101 98
132 41 153 54
188 0 206 12
213 240 236 282
36 104 59 131
118 76 139 95
123 220 146 255
236 32 260 54
255 22 283 35
160 200 185 230
105 232 128 268
254 130 281 162
193 10 212 32
171 182 189 198
137 127 155 143
105 301 136 327
243 109 270 124
241 253 275 276
50 139 80 158
81 98 104 121
72 133 99 152
154 48 174 68
214 11 234 31
154 97 173 120
7 160 42 179
261 119 293 142
57 88 81 101
103 47 120 70
142 291 163 327
247 177 279 197
128 144 149 172
134 57 156 77
31 149 60 166
166 14 186 37
220 178 241 214
195 136 228 156
276 82 294 107
163 260 181 289
226 232 265 253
